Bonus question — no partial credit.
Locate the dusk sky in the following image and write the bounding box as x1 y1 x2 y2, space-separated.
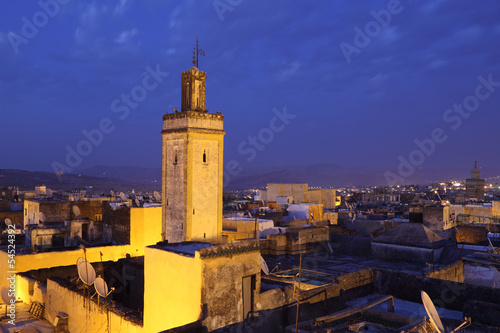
1 0 500 178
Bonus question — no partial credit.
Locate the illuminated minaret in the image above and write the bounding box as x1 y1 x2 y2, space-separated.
161 41 224 243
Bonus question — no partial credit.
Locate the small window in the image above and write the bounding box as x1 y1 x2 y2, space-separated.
173 146 178 165
203 149 207 163
95 214 102 222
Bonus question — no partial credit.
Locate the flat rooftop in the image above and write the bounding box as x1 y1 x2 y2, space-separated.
150 242 213 256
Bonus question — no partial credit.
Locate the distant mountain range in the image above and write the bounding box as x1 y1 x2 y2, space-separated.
0 168 160 193
0 163 498 192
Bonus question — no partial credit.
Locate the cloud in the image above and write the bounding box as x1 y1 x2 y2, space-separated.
274 62 301 82
114 0 132 16
114 29 138 44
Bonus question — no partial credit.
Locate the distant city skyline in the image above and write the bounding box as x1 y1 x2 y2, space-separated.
1 1 500 180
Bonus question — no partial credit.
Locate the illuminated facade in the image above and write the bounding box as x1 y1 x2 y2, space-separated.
162 66 224 243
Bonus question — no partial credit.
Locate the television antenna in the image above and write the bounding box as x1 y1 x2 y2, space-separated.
72 205 81 217
119 192 126 201
421 290 471 333
260 256 270 275
1 286 14 317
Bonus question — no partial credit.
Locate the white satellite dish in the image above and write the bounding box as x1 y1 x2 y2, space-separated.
69 195 75 202
119 192 126 201
110 190 115 198
72 205 81 217
4 218 12 227
1 286 14 305
1 192 5 197
78 261 96 285
260 256 270 276
94 277 113 297
76 257 86 267
39 212 46 223
421 291 445 333
134 199 140 207
154 191 161 201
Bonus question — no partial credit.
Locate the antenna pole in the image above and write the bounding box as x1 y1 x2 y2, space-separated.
196 36 199 68
295 252 302 333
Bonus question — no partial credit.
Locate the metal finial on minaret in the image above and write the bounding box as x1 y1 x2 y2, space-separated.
194 36 205 68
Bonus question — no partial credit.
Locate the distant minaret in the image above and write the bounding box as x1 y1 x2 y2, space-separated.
161 40 224 243
466 161 485 201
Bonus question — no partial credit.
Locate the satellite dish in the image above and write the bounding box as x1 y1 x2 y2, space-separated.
69 195 75 202
94 277 113 297
76 257 86 267
119 192 126 201
110 190 115 198
1 192 5 196
260 256 270 275
134 199 140 207
154 191 161 202
39 212 46 223
78 261 96 285
72 205 81 217
421 291 445 333
4 218 12 227
1 286 14 304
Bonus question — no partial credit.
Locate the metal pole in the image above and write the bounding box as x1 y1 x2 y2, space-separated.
295 252 303 333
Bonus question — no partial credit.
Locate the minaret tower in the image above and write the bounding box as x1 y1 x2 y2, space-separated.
161 40 224 243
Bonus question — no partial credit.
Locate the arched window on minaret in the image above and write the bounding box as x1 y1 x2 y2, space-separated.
186 82 190 110
203 149 207 163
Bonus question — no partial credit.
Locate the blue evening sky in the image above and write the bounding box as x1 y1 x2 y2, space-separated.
1 0 499 176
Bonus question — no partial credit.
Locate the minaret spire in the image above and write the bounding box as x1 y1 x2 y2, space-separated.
193 36 205 68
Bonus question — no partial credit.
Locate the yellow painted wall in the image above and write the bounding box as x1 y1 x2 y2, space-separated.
143 246 202 332
130 206 162 256
0 245 131 299
46 279 143 332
